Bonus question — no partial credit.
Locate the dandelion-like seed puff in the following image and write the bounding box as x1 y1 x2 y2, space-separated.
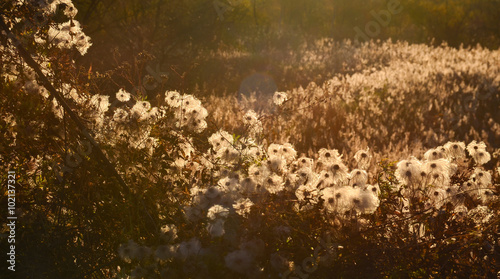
273 91 288 106
116 89 131 102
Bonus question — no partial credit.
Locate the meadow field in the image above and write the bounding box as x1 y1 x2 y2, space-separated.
1 1 499 278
